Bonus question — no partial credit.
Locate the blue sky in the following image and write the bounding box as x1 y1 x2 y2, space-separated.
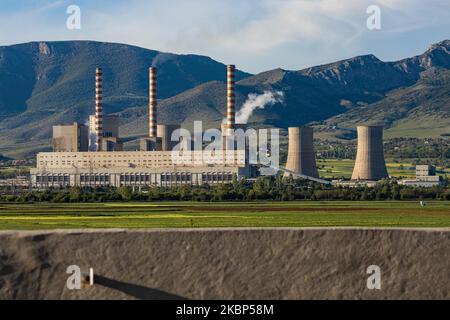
0 0 449 73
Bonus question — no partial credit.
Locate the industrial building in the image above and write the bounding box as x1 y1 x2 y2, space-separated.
89 114 123 151
31 150 247 188
351 125 389 181
52 122 89 152
31 64 252 188
399 165 442 187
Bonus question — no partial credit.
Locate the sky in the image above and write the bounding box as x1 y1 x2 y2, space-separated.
0 0 449 74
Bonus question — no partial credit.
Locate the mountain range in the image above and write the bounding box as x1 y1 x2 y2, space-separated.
0 39 449 158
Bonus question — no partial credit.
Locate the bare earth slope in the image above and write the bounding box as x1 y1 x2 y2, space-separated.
0 228 449 299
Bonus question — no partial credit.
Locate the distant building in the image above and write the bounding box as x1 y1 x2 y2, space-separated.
332 180 379 188
399 165 442 187
52 123 89 152
416 165 436 177
0 176 30 187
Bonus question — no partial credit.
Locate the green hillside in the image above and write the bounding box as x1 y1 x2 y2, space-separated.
0 40 449 158
0 41 251 157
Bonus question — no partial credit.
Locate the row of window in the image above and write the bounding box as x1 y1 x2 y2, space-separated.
35 172 235 185
80 175 111 182
36 175 70 183
202 173 234 182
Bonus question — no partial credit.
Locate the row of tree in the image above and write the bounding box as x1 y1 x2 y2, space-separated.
1 176 449 202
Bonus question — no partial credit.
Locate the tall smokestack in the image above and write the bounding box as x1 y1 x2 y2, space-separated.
95 68 103 151
149 67 157 137
351 125 388 180
227 64 236 129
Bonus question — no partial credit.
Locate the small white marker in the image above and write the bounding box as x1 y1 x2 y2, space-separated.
89 267 94 286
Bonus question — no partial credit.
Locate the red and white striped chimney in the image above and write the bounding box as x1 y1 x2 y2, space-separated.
95 68 103 151
149 67 157 138
226 64 236 129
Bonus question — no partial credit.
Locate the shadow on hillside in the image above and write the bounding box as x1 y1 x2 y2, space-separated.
95 275 187 300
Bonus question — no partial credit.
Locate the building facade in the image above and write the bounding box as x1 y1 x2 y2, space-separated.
89 114 122 151
30 150 248 188
398 165 442 187
52 123 89 152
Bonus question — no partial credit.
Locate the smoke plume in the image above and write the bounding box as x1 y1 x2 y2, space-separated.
235 91 284 124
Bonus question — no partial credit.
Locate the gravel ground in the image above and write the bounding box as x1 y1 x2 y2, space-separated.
0 228 449 299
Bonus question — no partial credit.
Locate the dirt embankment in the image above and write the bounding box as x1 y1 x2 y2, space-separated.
0 228 449 300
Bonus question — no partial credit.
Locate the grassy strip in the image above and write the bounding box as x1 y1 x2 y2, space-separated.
0 201 448 230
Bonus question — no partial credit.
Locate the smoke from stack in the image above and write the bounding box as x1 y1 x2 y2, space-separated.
149 67 157 137
95 68 103 151
227 64 236 129
235 91 284 124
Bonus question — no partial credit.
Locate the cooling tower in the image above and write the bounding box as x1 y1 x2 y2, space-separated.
351 125 388 180
95 68 103 151
149 67 157 137
226 64 235 129
284 127 319 178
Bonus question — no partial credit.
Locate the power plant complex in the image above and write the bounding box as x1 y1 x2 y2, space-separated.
30 64 391 188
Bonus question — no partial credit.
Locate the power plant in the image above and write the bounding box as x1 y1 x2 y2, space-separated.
30 63 390 188
351 125 389 181
30 64 250 188
284 127 319 179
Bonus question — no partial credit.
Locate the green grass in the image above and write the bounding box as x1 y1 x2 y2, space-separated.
384 115 450 139
0 201 449 230
317 159 449 179
0 166 31 175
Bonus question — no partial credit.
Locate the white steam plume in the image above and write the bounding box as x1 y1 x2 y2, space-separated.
233 90 284 124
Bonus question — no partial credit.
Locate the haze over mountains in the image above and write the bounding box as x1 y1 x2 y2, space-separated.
0 40 449 158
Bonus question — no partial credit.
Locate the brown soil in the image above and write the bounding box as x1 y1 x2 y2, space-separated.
0 228 449 300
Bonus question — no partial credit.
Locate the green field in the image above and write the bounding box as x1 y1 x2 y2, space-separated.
317 159 449 179
0 201 449 230
0 166 30 176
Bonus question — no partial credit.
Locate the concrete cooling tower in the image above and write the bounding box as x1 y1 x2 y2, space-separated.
351 125 388 180
284 127 319 178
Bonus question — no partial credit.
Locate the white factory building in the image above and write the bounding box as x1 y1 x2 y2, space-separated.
30 65 252 188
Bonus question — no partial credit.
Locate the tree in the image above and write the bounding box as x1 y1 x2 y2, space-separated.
69 186 82 202
117 186 132 201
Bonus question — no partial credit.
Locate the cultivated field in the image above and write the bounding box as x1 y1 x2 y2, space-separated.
0 201 449 230
317 159 450 179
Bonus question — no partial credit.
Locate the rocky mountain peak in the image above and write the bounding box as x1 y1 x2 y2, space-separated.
39 42 51 55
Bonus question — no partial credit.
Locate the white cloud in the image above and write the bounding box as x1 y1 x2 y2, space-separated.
0 0 449 72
